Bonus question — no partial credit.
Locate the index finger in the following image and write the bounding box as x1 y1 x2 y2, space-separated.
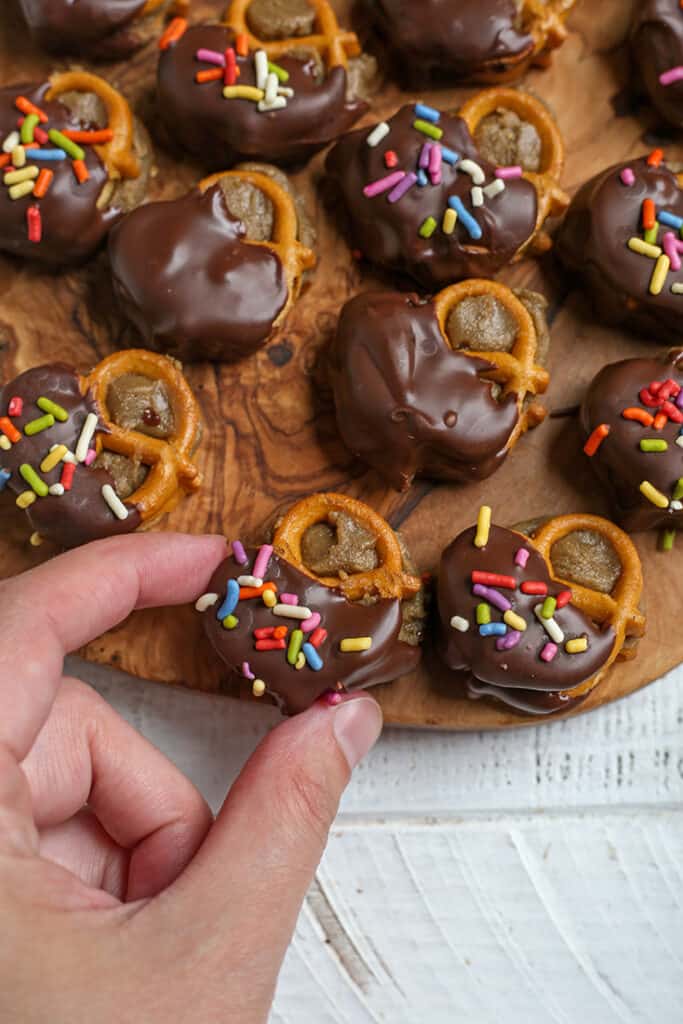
0 532 227 762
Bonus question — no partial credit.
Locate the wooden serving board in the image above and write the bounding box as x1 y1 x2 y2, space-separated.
0 0 680 728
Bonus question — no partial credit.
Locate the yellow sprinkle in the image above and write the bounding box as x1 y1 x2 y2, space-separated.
4 165 39 185
340 636 373 653
627 237 661 259
11 145 26 168
565 637 588 654
252 679 266 697
672 283 683 295
503 610 527 632
16 490 36 509
223 86 265 101
40 444 68 473
474 505 492 548
29 532 43 547
0 436 10 451
639 480 669 508
649 253 670 295
262 588 276 608
295 651 306 670
442 207 457 234
8 180 35 200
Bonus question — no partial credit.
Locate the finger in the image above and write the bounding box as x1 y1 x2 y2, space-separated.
0 531 226 763
22 677 213 901
39 808 128 899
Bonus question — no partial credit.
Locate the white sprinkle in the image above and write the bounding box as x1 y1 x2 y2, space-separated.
101 483 129 520
195 592 219 612
273 603 313 620
672 283 683 295
676 435 683 448
257 96 287 112
0 436 10 451
278 86 294 97
534 604 564 644
254 49 269 90
471 185 484 207
75 412 98 463
459 159 485 184
237 575 263 587
2 131 19 154
484 178 506 198
450 615 469 632
670 499 683 511
48 483 64 496
366 121 390 148
264 72 278 105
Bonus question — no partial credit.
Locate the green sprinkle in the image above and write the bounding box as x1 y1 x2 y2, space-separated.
37 397 69 422
644 222 659 245
287 628 304 666
674 478 683 501
419 216 437 238
267 60 289 83
24 413 55 436
476 603 491 625
47 129 84 161
413 118 443 140
661 528 676 552
20 113 39 144
222 614 239 629
19 463 48 497
640 438 668 452
540 596 557 619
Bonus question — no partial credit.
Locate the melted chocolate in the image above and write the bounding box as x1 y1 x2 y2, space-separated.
19 0 150 56
631 0 683 130
581 352 683 532
109 184 287 362
329 291 519 490
437 524 616 714
0 365 141 548
325 104 538 290
202 546 421 715
0 83 120 266
556 156 683 332
157 23 366 167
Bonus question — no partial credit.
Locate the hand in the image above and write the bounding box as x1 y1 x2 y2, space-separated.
0 533 382 1023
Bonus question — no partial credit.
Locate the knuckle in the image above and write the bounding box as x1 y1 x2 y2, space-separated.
278 762 337 845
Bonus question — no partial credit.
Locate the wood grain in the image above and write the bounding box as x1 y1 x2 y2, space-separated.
0 0 679 728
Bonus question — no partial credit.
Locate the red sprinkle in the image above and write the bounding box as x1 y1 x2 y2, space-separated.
639 388 659 408
254 626 275 639
471 571 517 589
658 378 680 401
661 400 683 422
60 462 75 491
521 581 548 596
649 380 663 394
556 589 572 608
255 638 286 651
224 46 237 86
384 149 398 168
0 417 21 443
7 396 23 417
26 205 41 243
647 148 664 167
584 423 610 456
309 627 328 648
642 198 656 230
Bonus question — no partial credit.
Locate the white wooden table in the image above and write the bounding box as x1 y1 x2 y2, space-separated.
70 658 683 1024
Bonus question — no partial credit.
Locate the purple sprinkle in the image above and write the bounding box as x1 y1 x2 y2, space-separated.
388 171 417 203
363 171 405 198
419 142 432 169
472 583 511 612
242 661 254 680
514 547 530 568
280 593 299 605
196 48 226 66
231 539 248 565
620 167 635 187
677 388 683 411
496 630 521 651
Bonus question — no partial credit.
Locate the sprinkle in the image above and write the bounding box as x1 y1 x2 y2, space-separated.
15 97 48 123
514 547 530 568
628 237 661 258
640 438 668 452
26 205 41 243
384 149 398 168
480 622 506 637
19 463 48 496
301 611 321 633
309 627 327 648
273 603 312 620
496 630 521 651
473 584 510 612
262 589 276 608
195 592 219 612
222 614 239 630
450 615 469 632
24 413 54 435
442 207 457 234
237 575 263 588
33 168 53 199
0 468 10 491
263 71 279 106
363 170 405 198
24 151 65 165
255 637 285 650
419 216 437 238
495 165 523 180
295 652 306 670
279 592 298 605
72 159 89 184
659 66 683 86
0 417 20 442
2 130 20 153
476 603 491 625
235 33 249 56
62 129 114 144
224 47 238 86
388 172 417 203
540 642 558 662
16 490 36 509
473 506 491 548
429 144 442 184
302 643 323 670
242 661 254 679
0 154 9 169
673 478 683 501
84 449 96 467
672 283 683 294
253 627 275 639
504 610 527 632
267 60 289 83
441 147 459 165
12 145 25 167
640 480 668 507
252 679 266 697
231 539 248 564
47 130 83 160
286 629 304 665
19 113 38 145
419 142 432 169
521 581 547 595
413 119 443 140
414 102 440 123
158 16 187 50
448 196 482 240
48 483 64 496
252 543 273 580
649 253 670 295
534 604 564 643
642 198 656 231
654 412 668 429
5 165 39 185
75 412 98 462
661 529 676 551
584 423 610 456
196 68 224 83
622 407 654 426
565 637 588 654
60 462 75 490
471 185 484 207
471 571 516 589
257 96 286 113
0 436 9 450
196 47 225 65
459 159 485 184
40 444 68 473
223 85 264 101
216 578 240 619
647 148 664 167
36 396 68 422
254 49 269 90
340 637 372 652
556 590 572 608
366 121 390 148
416 169 428 186
540 596 557 619
483 179 506 198
644 223 659 245
101 484 129 520
620 167 635 186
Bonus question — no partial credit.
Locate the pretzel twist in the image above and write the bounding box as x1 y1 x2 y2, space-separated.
224 0 360 69
433 279 549 446
522 0 574 56
272 492 422 602
459 87 568 254
82 350 202 525
46 70 140 181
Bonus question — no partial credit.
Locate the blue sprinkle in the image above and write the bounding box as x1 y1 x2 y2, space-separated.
441 147 460 166
414 102 440 124
216 578 239 620
659 210 683 230
0 468 10 492
25 148 66 161
448 195 482 240
302 642 323 671
479 622 507 637
416 168 429 187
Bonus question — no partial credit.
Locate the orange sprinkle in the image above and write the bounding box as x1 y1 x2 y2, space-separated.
642 198 656 230
647 148 664 167
622 407 654 427
158 16 187 50
0 154 9 169
72 159 89 184
235 33 249 56
653 412 668 430
0 417 21 443
15 95 48 123
196 68 223 83
239 581 277 599
273 625 288 640
584 423 610 456
62 129 114 144
33 168 53 198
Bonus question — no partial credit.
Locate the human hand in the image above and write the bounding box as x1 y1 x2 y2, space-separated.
0 533 383 1023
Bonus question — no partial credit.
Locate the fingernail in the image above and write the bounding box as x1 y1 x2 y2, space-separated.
332 696 383 770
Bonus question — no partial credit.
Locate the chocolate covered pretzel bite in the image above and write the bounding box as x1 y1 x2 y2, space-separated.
631 0 683 133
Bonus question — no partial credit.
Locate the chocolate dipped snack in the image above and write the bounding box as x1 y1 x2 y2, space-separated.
198 492 425 714
329 280 549 490
437 507 645 716
326 89 567 290
0 72 150 266
156 0 374 168
581 351 683 536
0 350 202 549
631 1 683 132
365 0 575 86
556 150 683 333
109 164 315 362
19 0 182 60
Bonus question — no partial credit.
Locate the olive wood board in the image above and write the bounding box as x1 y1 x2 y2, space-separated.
0 0 680 729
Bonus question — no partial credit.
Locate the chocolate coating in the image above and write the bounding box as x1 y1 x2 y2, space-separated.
437 524 616 714
202 546 421 714
631 0 683 131
157 23 366 167
18 0 156 58
329 291 519 490
326 104 538 290
109 183 287 362
581 352 683 532
0 365 141 548
556 155 683 333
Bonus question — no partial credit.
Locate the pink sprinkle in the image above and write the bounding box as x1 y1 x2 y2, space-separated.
663 231 682 271
429 144 442 185
419 142 432 169
242 661 254 680
231 539 248 565
301 611 321 633
252 543 273 580
495 165 523 180
280 593 299 605
388 171 417 203
196 47 226 66
363 171 405 198
620 167 635 187
514 547 530 568
540 642 558 663
84 448 96 466
659 66 683 87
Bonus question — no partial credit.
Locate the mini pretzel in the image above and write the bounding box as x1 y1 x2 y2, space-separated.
46 71 140 181
198 169 316 310
434 279 549 446
532 515 645 698
224 0 360 69
272 492 422 602
521 0 574 63
82 349 202 524
459 87 569 253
